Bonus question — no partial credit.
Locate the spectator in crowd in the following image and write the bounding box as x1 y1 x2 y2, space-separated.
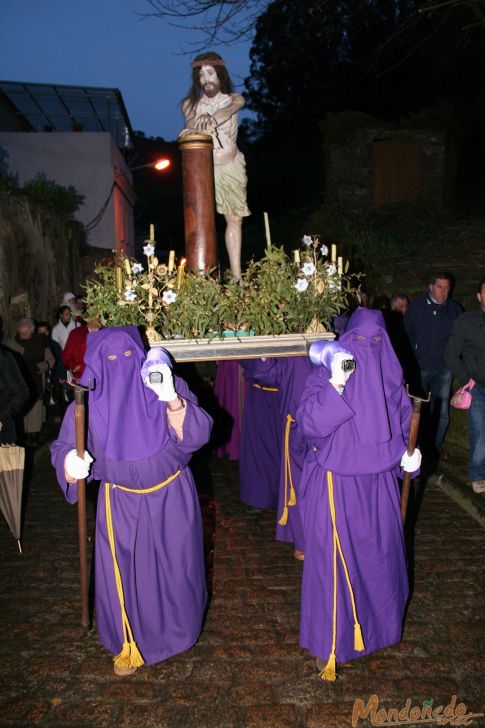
36 321 65 406
60 292 85 321
0 316 29 444
390 293 409 316
5 318 55 446
384 293 414 377
404 273 462 458
445 277 485 494
62 317 101 384
52 305 79 351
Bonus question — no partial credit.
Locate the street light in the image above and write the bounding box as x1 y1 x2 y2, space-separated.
128 158 171 172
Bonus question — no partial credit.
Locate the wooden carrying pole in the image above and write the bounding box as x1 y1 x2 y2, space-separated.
178 132 218 273
400 387 430 523
74 386 90 628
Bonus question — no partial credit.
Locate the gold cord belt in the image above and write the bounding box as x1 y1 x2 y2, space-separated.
278 414 296 525
252 383 279 392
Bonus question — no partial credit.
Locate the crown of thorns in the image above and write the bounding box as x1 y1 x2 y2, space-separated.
191 58 226 68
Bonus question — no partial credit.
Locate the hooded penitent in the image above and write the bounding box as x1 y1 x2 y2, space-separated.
297 307 410 678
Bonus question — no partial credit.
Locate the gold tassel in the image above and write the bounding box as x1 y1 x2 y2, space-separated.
319 652 337 682
278 505 288 525
354 623 365 652
288 483 296 506
114 640 131 666
114 639 145 668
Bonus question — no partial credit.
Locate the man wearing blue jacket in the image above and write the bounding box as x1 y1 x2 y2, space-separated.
404 273 462 458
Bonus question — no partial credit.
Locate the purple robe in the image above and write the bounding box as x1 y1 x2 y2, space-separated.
213 360 246 460
297 308 411 665
51 327 213 666
240 357 314 552
239 368 282 509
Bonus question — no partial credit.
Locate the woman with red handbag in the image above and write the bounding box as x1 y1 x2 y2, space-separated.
445 277 485 494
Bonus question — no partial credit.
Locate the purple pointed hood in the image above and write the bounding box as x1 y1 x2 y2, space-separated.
339 307 405 445
80 326 170 461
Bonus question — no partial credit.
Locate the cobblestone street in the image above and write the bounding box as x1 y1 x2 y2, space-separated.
0 441 484 727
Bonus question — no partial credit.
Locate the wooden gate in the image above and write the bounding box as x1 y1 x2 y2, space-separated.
372 137 420 209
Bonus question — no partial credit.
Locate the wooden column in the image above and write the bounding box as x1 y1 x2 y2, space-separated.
178 132 217 273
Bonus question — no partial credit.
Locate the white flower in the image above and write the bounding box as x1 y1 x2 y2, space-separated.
320 244 329 256
124 290 137 301
162 290 177 304
302 235 313 247
301 262 316 276
131 263 143 274
143 243 155 257
294 278 309 292
327 279 341 290
327 264 337 276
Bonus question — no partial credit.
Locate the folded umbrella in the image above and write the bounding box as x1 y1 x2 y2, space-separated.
0 444 25 553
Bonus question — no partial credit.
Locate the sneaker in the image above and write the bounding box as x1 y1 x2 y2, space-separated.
471 480 485 494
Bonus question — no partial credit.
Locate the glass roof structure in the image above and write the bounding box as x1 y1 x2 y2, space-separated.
0 80 134 149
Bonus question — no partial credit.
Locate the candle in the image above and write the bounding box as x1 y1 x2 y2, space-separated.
124 258 131 276
149 224 155 242
331 244 337 263
263 211 272 249
148 289 153 307
176 258 186 290
293 250 300 264
115 266 122 293
168 250 175 273
338 256 343 275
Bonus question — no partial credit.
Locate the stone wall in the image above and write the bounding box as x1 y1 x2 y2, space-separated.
0 191 86 337
325 126 451 212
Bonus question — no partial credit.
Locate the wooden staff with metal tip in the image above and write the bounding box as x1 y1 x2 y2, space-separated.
73 379 93 628
401 385 430 523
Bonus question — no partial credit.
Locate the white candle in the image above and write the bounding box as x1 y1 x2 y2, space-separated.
263 212 272 249
116 266 122 293
331 244 337 263
124 258 131 276
338 256 343 275
149 224 155 242
293 250 300 264
168 250 175 273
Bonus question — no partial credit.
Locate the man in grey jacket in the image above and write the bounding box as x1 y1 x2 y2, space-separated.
445 277 485 494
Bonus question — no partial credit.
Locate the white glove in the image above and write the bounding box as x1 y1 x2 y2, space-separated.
329 352 355 392
144 363 177 402
65 449 93 481
400 448 422 472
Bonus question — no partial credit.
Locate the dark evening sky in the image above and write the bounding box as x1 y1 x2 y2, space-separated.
0 0 253 141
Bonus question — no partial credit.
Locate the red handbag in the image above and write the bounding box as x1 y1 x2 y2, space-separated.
450 379 475 409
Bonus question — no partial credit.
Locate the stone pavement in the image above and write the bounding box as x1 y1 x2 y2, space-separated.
0 436 484 728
